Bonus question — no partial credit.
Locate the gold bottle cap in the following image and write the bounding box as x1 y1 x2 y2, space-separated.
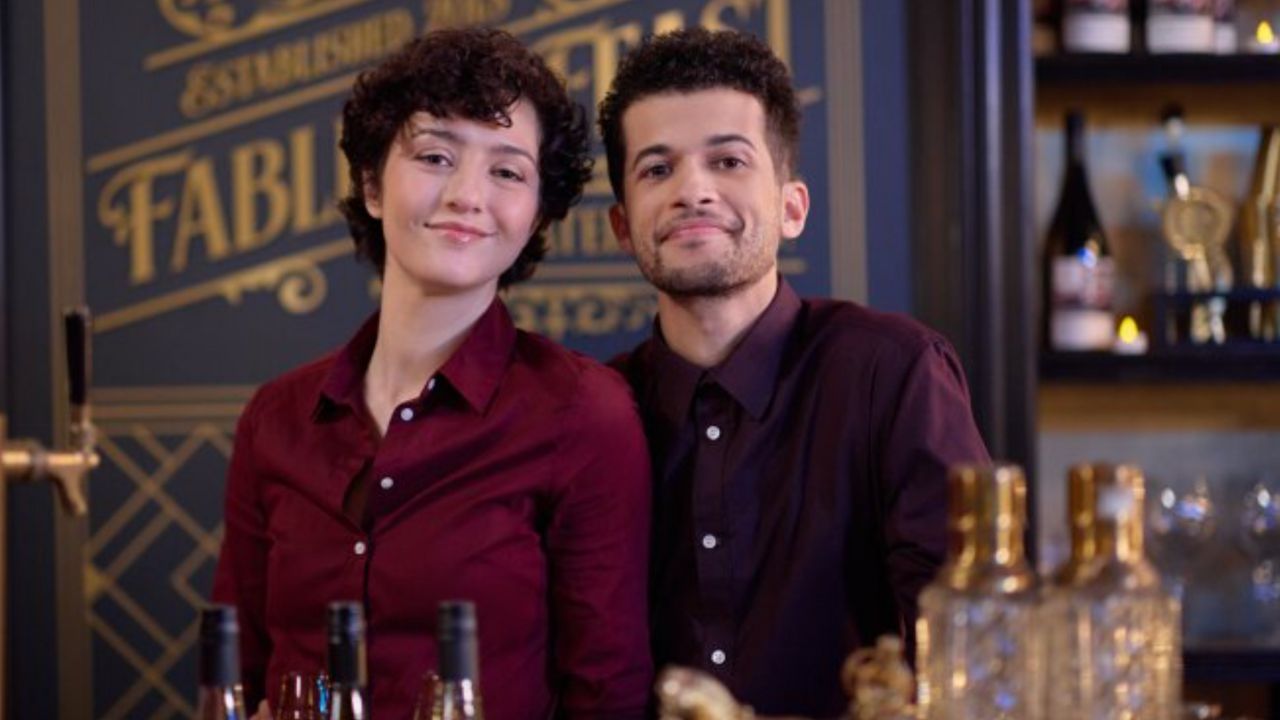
1074 462 1146 560
948 463 1028 568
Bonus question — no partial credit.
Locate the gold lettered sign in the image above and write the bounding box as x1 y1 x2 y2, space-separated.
64 1 843 716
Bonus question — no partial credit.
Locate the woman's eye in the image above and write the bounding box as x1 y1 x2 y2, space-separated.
417 152 451 166
639 163 670 179
493 167 525 182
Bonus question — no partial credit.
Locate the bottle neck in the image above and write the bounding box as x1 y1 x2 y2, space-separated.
196 686 248 720
1096 512 1144 563
328 637 366 687
440 632 480 682
1065 114 1086 169
199 634 240 687
433 679 483 719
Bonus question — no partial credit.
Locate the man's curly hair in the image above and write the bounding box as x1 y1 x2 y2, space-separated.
597 27 800 202
338 28 593 287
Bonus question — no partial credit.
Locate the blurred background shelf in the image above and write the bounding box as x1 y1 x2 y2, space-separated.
1038 54 1280 86
1041 346 1280 383
1186 648 1280 683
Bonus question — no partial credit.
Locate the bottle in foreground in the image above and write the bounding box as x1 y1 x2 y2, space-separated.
197 605 250 720
1048 463 1182 720
327 602 368 720
916 463 1044 719
428 601 484 720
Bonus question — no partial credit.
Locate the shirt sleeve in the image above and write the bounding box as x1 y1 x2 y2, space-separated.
546 364 654 720
878 339 990 640
211 393 272 707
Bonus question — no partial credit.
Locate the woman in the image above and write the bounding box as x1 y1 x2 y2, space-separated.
212 28 652 720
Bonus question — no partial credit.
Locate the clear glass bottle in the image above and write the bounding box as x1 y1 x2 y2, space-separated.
327 602 368 720
916 464 1044 720
1048 463 1182 720
429 601 484 720
197 605 250 720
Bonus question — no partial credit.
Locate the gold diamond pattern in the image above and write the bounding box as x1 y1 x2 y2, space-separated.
87 397 241 720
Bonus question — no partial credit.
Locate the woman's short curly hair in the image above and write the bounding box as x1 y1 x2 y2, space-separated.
597 27 800 202
338 28 593 288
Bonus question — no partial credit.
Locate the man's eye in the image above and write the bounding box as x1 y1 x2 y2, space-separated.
417 153 451 166
715 157 745 170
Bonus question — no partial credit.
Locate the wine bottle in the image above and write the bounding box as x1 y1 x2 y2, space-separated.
1147 0 1217 53
1240 126 1280 341
327 602 368 720
1044 111 1116 351
197 605 250 720
1062 0 1131 53
429 601 484 720
916 464 1044 720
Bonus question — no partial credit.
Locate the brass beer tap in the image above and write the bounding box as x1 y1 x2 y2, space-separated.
2 307 99 514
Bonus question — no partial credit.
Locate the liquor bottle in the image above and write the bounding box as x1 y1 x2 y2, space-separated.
1240 126 1280 341
1147 0 1217 53
1051 464 1101 586
916 464 1044 720
197 605 250 720
1062 0 1131 53
428 601 484 720
1047 464 1182 720
1044 111 1116 351
327 602 368 720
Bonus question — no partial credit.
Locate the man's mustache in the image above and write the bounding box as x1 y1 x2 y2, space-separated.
655 212 745 242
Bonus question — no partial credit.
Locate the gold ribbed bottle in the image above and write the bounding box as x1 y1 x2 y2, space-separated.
1240 126 1280 341
1047 463 1182 720
916 464 1044 720
1052 464 1101 586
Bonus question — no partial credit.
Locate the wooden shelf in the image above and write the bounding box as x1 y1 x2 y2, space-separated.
1038 54 1280 87
1035 54 1280 123
1041 346 1280 383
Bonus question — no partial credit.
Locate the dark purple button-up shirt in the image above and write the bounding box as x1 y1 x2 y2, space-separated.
616 279 989 717
213 299 652 720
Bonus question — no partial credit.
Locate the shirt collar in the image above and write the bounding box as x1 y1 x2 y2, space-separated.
316 298 516 418
648 276 802 422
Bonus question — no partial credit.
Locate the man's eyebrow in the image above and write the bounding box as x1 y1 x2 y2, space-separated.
707 133 756 150
631 143 671 170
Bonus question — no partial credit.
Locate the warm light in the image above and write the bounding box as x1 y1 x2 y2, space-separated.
1118 316 1140 344
1259 21 1276 45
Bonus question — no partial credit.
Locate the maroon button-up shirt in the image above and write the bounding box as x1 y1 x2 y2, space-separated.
616 279 989 717
212 300 653 720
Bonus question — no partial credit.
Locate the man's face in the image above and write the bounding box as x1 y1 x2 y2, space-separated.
609 88 808 299
365 102 541 300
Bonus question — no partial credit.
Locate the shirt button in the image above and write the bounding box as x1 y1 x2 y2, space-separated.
705 425 721 441
427 377 437 391
710 649 727 665
353 541 367 556
701 534 718 550
379 476 394 490
399 407 415 422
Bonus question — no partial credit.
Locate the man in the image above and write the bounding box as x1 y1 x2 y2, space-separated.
598 27 990 716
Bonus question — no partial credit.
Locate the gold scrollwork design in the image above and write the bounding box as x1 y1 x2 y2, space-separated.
157 0 326 40
506 282 657 340
222 250 329 314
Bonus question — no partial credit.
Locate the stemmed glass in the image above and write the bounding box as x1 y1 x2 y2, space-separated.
1147 473 1218 601
1238 476 1280 638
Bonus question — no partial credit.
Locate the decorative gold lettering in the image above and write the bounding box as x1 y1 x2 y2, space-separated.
532 20 642 109
171 157 232 273
98 150 193 285
178 9 414 118
231 139 289 252
291 125 342 234
545 205 623 259
426 0 512 29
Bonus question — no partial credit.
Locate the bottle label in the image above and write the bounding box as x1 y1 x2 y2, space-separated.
1052 256 1115 350
1053 255 1115 309
1062 1 1131 53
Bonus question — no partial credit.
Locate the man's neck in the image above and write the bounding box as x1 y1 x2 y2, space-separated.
366 272 496 405
657 272 778 368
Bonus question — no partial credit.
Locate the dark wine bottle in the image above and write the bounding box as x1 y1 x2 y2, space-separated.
1044 111 1116 351
327 602 368 720
197 605 250 720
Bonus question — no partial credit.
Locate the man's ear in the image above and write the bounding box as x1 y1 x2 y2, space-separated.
363 171 382 219
608 203 635 255
780 179 810 241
